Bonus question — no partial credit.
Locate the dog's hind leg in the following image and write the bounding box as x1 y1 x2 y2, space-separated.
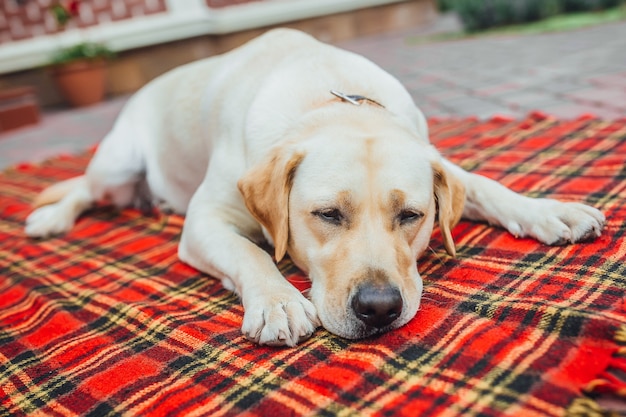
25 125 146 238
25 175 94 238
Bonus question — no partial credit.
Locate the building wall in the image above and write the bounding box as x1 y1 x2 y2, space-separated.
0 0 168 44
0 0 438 107
0 0 268 44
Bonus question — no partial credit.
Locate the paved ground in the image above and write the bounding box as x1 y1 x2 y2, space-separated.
341 17 626 120
1 17 625 170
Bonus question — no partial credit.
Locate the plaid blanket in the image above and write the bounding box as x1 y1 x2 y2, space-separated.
1 115 624 416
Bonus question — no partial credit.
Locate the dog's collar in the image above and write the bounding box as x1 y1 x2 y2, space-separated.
330 90 385 108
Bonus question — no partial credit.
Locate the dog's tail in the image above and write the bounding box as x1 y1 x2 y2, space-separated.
33 176 86 208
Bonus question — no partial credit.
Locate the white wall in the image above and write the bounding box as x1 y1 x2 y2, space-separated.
0 0 407 74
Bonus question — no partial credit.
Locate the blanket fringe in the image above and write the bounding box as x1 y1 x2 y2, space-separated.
567 398 621 417
567 325 626 417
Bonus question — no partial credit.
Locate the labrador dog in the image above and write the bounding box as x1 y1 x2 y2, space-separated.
25 29 605 346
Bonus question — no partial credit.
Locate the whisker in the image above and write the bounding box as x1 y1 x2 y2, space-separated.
427 245 446 267
420 296 445 306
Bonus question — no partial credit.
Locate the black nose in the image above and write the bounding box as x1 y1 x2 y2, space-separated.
351 284 403 329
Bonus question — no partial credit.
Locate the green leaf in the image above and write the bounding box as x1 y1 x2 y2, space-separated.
49 42 115 65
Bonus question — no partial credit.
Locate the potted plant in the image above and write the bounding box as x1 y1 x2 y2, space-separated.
47 0 114 107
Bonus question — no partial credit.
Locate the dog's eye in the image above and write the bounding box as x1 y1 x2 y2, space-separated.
313 208 343 225
398 210 423 225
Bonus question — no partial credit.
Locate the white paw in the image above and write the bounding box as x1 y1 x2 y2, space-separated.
242 285 319 347
509 199 605 245
25 204 75 238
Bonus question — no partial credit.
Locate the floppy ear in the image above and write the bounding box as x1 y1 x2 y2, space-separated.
432 162 465 257
237 146 305 262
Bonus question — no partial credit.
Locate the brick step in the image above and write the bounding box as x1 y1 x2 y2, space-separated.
0 86 40 133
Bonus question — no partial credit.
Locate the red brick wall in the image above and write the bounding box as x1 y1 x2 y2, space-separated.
0 0 167 44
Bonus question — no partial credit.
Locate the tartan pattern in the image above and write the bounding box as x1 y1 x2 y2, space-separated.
0 115 625 416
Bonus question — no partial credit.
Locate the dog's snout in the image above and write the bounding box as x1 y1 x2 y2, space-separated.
351 284 403 329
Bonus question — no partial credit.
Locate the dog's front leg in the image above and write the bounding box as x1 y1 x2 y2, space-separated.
442 160 605 245
178 203 319 347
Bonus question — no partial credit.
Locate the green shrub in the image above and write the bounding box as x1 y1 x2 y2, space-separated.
561 0 624 11
562 0 599 11
446 0 625 31
437 0 455 11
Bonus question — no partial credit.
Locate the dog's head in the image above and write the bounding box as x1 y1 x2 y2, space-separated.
238 108 464 339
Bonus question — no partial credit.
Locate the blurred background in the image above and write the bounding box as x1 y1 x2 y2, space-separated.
0 0 624 167
0 0 441 109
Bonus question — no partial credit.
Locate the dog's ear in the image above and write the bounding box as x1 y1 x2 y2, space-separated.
432 162 465 257
238 146 305 262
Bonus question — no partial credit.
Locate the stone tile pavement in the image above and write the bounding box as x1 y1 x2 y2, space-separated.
1 18 625 170
0 96 128 170
341 19 626 120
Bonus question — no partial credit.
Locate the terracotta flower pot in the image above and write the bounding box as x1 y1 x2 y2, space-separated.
49 59 107 107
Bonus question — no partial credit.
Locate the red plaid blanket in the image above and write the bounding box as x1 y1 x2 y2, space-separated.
1 115 625 416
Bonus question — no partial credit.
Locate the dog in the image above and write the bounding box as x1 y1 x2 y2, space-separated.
25 29 605 346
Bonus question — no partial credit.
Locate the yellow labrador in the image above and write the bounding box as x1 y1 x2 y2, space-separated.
26 29 605 346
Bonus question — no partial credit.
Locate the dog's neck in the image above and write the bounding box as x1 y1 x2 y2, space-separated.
330 90 385 109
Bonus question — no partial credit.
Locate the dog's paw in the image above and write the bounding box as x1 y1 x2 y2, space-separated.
242 285 320 347
508 199 605 245
25 204 75 238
